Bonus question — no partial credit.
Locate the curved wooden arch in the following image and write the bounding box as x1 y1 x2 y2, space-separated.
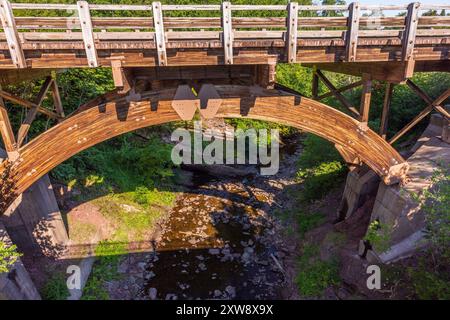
0 85 408 211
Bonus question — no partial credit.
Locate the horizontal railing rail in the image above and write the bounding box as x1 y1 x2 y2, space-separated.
0 1 449 68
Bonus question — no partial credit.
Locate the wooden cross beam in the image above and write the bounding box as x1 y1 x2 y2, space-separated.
316 80 363 101
111 60 133 94
0 89 61 119
389 86 450 145
315 69 360 117
406 79 450 119
16 76 53 147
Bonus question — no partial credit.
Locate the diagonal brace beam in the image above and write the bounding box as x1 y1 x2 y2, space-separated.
316 80 363 101
315 69 360 117
16 76 53 147
406 79 450 119
0 89 60 120
389 87 450 145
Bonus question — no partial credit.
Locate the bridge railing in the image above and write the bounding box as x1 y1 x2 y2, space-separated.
0 1 449 68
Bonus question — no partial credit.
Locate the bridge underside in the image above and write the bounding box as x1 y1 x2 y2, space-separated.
0 81 409 212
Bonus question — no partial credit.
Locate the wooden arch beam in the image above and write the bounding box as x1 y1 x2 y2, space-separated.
0 85 408 211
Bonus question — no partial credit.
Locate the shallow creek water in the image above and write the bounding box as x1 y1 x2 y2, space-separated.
138 136 301 300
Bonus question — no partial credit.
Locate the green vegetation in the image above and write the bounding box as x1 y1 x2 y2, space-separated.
82 241 127 300
296 211 325 239
41 273 70 300
296 135 347 202
295 243 340 297
364 220 392 253
0 241 22 273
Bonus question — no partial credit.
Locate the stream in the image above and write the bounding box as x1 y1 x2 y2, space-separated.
136 134 302 300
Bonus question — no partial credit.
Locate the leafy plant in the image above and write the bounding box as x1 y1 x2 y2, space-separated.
41 273 70 300
364 220 392 253
0 241 22 273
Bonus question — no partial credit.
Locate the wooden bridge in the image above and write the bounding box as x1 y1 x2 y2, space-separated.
1 1 450 212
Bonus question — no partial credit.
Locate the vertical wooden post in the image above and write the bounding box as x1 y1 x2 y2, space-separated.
380 82 394 139
152 1 167 66
222 1 233 65
51 73 65 120
77 1 98 67
345 2 360 62
0 85 17 158
0 0 26 68
402 2 420 61
312 66 319 100
286 2 298 63
359 73 372 124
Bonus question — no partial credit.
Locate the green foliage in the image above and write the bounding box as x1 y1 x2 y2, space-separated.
408 261 450 300
364 220 392 253
296 135 347 202
52 133 176 196
297 211 325 239
41 273 70 300
0 241 22 273
295 244 340 297
82 240 126 300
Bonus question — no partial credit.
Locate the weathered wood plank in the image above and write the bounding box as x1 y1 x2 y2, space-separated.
152 1 167 66
222 2 233 65
77 1 98 67
0 0 26 68
345 2 360 62
402 2 420 61
286 2 298 63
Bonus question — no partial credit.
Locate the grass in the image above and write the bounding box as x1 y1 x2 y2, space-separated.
295 243 340 297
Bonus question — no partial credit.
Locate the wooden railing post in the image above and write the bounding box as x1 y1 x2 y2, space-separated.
345 2 360 62
359 73 372 124
152 1 167 66
222 1 233 65
286 2 298 63
77 1 98 67
0 0 26 68
402 2 420 61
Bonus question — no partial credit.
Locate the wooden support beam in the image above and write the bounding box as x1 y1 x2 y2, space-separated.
359 73 372 124
286 2 298 63
0 86 17 155
312 67 319 100
0 89 60 119
315 69 360 117
51 76 65 120
152 1 167 66
316 80 363 101
222 1 233 65
380 82 394 139
0 0 26 68
16 76 53 147
401 2 420 61
345 2 360 62
390 87 450 144
111 60 132 94
406 79 450 118
77 1 98 67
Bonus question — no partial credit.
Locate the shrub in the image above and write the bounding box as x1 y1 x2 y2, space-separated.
41 273 70 300
0 241 22 273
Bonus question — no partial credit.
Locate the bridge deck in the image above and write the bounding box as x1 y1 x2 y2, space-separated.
0 1 449 70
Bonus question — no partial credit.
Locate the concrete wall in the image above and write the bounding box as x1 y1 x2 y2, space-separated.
339 113 449 263
0 222 41 300
1 149 68 257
